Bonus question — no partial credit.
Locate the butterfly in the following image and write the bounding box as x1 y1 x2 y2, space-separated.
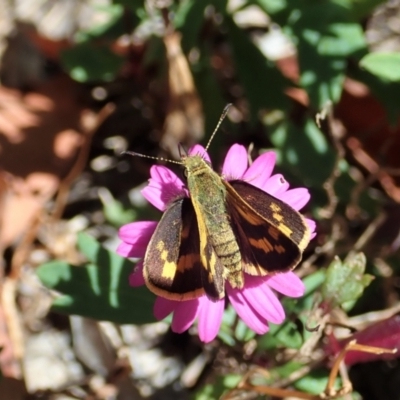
127 106 311 301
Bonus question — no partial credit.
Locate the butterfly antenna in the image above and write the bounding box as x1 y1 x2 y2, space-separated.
204 103 232 151
121 151 182 165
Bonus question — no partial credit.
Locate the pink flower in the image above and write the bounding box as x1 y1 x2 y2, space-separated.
117 144 316 343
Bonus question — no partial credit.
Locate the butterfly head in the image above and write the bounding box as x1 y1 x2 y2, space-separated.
181 153 212 178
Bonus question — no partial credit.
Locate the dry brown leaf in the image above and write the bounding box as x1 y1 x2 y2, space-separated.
162 32 204 157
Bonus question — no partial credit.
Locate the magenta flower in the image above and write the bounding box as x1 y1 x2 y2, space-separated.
117 144 316 343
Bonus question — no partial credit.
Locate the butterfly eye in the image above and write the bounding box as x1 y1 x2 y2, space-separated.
183 168 189 178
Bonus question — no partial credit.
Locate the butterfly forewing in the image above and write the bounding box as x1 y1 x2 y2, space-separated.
225 180 310 276
144 197 225 300
144 198 204 300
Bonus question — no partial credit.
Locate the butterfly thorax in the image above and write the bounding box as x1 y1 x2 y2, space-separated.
182 155 244 289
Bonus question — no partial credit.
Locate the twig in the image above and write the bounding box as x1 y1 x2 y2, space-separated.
1 278 24 370
316 101 345 220
222 340 397 400
347 136 400 203
352 211 386 252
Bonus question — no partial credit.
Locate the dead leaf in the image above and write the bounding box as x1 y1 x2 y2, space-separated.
162 32 204 157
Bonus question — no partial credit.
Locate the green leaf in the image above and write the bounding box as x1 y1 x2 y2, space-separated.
194 374 241 400
294 368 339 395
218 306 238 346
61 43 125 82
103 199 136 227
37 234 156 324
321 252 374 310
255 0 288 16
259 316 304 350
316 23 365 57
77 232 104 263
235 319 256 342
272 361 305 380
273 320 303 349
303 270 326 296
253 0 292 25
360 52 400 82
75 4 127 41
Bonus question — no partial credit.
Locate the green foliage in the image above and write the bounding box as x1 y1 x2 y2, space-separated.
37 233 156 324
294 368 340 395
193 374 242 400
61 42 125 82
270 117 336 187
321 252 374 310
218 305 256 345
360 52 400 82
257 270 326 350
60 2 144 82
103 198 137 227
223 14 290 120
284 1 366 108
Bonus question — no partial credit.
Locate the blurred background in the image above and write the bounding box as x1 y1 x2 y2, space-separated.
1 0 400 399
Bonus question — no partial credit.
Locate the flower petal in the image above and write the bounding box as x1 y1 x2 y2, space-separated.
276 188 310 210
116 242 135 258
171 300 199 333
154 297 177 320
267 271 305 298
129 261 145 287
227 286 269 334
189 145 211 163
306 218 317 237
243 151 276 190
118 221 158 246
197 296 224 343
141 165 186 211
239 275 285 324
222 144 248 179
118 221 157 257
263 174 290 196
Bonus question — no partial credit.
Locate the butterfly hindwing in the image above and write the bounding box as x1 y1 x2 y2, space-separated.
224 180 310 276
144 197 225 301
191 194 225 300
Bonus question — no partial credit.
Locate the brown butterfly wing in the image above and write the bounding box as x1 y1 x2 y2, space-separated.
224 180 310 276
144 197 224 301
